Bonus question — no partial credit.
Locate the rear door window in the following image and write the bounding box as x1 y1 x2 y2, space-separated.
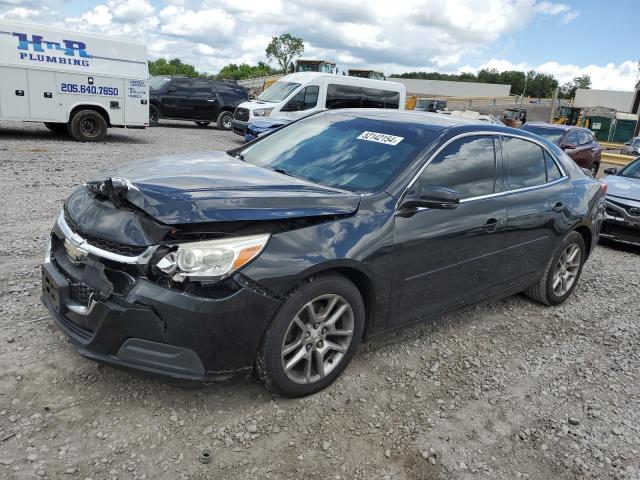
362 88 400 109
191 81 212 97
326 84 362 109
502 136 547 189
170 80 190 94
420 135 497 199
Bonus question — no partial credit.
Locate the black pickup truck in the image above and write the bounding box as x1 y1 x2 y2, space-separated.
149 77 248 130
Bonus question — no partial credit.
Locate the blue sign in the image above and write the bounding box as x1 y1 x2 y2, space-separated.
13 32 92 67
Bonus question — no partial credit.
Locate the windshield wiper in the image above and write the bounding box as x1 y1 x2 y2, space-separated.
227 150 245 161
272 167 297 178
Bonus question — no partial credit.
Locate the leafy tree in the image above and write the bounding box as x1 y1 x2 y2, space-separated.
217 62 276 80
265 33 304 74
148 58 200 77
560 75 592 99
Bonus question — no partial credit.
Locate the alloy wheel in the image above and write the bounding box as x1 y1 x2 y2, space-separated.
280 294 354 384
222 114 232 129
552 243 581 296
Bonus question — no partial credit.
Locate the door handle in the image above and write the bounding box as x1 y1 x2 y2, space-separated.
482 218 499 233
207 99 215 102
552 202 564 212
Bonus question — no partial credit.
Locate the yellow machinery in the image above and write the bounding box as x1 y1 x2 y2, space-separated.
405 95 417 110
553 106 581 126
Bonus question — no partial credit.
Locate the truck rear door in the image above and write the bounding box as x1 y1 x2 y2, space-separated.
27 70 57 120
0 67 30 118
124 79 149 126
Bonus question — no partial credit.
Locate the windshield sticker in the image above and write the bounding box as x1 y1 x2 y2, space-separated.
357 131 404 145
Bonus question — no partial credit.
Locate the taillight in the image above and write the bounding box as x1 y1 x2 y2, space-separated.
599 180 607 194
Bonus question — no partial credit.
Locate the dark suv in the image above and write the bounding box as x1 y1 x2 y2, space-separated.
521 123 602 176
149 77 248 130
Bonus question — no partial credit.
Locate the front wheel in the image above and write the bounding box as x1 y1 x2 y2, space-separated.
217 111 233 130
525 231 586 306
255 275 364 397
68 110 107 142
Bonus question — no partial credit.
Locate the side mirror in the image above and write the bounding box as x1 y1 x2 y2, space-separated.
624 142 631 146
603 167 618 175
401 186 460 210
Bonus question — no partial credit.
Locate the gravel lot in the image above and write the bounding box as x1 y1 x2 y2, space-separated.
1 120 639 480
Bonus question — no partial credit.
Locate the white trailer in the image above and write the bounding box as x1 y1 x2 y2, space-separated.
0 20 149 141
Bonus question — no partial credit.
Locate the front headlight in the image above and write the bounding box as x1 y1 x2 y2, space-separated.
156 234 270 282
253 108 273 117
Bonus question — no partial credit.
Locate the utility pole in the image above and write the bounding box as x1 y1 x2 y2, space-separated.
520 73 529 108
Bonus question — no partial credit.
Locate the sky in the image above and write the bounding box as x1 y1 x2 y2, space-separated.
1 0 637 91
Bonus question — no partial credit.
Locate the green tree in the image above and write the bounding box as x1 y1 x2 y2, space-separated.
265 33 304 74
148 58 201 77
217 62 276 80
560 74 592 99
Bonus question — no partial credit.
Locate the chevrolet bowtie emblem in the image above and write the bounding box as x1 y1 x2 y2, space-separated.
64 238 88 263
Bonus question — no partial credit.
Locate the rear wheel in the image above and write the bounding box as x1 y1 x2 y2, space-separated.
68 110 108 142
525 231 586 306
217 111 233 130
149 105 159 127
194 121 210 127
255 275 364 397
44 122 69 135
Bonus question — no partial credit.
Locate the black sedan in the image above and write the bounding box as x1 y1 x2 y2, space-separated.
41 110 606 397
601 158 640 246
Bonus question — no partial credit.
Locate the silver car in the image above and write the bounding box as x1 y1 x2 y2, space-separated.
621 137 640 156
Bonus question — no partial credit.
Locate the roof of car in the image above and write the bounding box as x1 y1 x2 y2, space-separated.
321 109 530 136
523 122 589 132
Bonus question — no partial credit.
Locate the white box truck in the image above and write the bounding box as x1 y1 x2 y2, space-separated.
0 20 149 141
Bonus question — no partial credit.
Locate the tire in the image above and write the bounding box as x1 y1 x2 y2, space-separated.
44 122 69 135
149 105 159 127
194 121 210 127
217 111 233 130
525 231 586 306
589 163 599 177
68 110 107 142
255 274 365 397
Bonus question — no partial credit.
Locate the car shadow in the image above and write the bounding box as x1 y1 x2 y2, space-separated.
0 126 152 144
154 121 225 131
598 239 640 255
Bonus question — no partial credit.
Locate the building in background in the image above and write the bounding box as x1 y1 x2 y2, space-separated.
388 78 511 97
574 88 634 113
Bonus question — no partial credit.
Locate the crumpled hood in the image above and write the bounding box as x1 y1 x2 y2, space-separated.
84 151 360 225
605 174 640 202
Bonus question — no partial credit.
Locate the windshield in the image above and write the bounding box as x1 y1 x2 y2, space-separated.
258 81 301 103
149 77 171 90
619 158 640 179
522 125 565 145
240 113 436 192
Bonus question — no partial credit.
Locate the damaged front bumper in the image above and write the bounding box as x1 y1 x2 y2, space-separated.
41 213 282 383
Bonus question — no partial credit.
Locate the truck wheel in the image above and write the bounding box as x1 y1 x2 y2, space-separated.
149 106 159 127
217 111 233 130
44 122 69 136
69 110 107 142
255 274 364 397
194 121 210 127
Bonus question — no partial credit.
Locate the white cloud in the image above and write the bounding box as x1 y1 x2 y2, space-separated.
0 0 629 88
463 59 638 91
532 1 579 23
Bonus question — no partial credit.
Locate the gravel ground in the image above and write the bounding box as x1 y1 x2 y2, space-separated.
1 120 639 480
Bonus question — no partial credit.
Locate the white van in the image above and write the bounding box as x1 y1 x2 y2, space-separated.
231 72 405 136
0 20 148 142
